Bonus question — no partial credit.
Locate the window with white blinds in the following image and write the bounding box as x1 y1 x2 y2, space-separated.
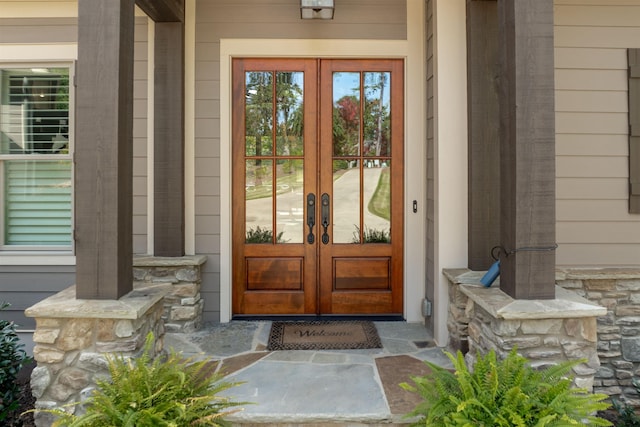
0 66 72 249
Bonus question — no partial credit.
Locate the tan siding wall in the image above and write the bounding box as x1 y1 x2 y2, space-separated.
194 0 407 322
0 15 147 329
554 0 640 266
133 18 148 254
0 16 149 251
425 0 435 332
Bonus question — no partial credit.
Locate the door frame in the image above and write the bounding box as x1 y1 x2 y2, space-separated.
218 3 428 323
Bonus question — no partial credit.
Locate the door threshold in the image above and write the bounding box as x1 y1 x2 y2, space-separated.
231 314 405 322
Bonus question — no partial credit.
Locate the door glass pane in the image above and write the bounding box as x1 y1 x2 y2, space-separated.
332 72 360 157
363 72 391 157
332 159 360 243
245 72 273 156
245 159 274 243
363 160 391 243
276 159 304 243
276 72 304 156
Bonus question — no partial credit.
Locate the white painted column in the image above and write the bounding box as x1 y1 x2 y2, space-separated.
405 0 427 323
432 0 469 345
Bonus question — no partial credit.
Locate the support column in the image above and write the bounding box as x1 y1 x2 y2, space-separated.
467 0 500 270
154 22 185 256
75 0 135 299
498 0 556 299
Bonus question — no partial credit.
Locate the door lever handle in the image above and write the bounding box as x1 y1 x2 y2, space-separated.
306 193 315 244
321 193 330 244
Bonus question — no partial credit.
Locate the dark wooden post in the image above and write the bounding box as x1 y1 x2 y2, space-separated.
497 0 556 299
467 0 500 270
154 22 185 256
134 0 185 256
75 0 135 299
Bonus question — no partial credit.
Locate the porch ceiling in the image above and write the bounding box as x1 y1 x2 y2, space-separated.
135 0 184 22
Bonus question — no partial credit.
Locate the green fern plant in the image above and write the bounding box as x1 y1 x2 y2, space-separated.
401 348 612 426
46 333 246 427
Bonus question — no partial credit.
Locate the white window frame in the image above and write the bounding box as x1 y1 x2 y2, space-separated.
0 61 75 265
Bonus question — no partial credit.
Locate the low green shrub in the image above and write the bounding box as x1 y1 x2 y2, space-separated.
609 378 640 426
245 226 286 243
401 348 612 426
0 302 31 422
351 226 390 243
611 401 640 427
48 333 245 427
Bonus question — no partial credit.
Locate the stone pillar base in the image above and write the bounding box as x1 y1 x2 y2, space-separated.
444 269 607 391
25 284 170 427
133 255 207 333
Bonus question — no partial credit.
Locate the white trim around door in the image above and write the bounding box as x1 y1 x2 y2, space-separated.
217 1 430 324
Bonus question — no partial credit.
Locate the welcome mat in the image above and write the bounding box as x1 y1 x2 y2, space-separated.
267 320 382 351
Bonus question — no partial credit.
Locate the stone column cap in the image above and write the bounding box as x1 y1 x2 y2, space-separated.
133 254 207 267
443 268 607 320
25 284 171 320
460 285 606 320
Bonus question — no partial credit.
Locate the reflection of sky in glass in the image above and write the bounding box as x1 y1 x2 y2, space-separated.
365 73 390 106
333 72 359 101
333 73 391 105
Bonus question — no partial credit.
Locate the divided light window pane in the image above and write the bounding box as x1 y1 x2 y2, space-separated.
0 67 72 249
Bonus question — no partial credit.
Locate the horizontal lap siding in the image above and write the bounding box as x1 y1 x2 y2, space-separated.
0 16 149 325
425 0 435 333
194 0 407 322
554 0 640 266
0 267 75 330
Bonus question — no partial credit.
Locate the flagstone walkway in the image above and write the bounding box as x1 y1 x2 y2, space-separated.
164 321 453 426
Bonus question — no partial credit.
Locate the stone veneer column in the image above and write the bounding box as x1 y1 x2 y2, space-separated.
25 284 170 427
133 255 207 333
557 269 640 404
445 269 607 391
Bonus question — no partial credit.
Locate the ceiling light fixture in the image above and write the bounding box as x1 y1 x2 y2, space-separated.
300 0 334 20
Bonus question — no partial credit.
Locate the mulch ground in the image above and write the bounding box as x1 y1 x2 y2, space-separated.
4 361 36 427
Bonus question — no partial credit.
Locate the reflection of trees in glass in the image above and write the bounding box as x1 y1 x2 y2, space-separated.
333 95 360 156
245 71 305 158
51 68 70 111
364 73 390 157
245 72 273 160
246 71 304 187
332 72 390 158
276 72 304 156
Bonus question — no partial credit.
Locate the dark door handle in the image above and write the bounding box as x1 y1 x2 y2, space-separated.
306 193 315 244
321 193 330 244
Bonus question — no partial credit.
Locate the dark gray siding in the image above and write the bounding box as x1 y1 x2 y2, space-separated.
0 266 75 329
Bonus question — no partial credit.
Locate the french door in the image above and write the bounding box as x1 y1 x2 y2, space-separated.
232 58 403 316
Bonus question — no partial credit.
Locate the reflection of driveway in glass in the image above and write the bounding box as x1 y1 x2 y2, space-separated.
244 166 391 244
333 167 390 243
246 186 305 243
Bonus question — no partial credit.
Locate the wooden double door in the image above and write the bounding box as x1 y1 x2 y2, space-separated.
232 58 404 316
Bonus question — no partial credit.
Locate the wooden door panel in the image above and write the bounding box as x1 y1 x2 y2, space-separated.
246 258 303 291
241 293 307 315
233 58 403 317
318 59 404 315
333 258 391 290
232 58 318 316
330 292 394 314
